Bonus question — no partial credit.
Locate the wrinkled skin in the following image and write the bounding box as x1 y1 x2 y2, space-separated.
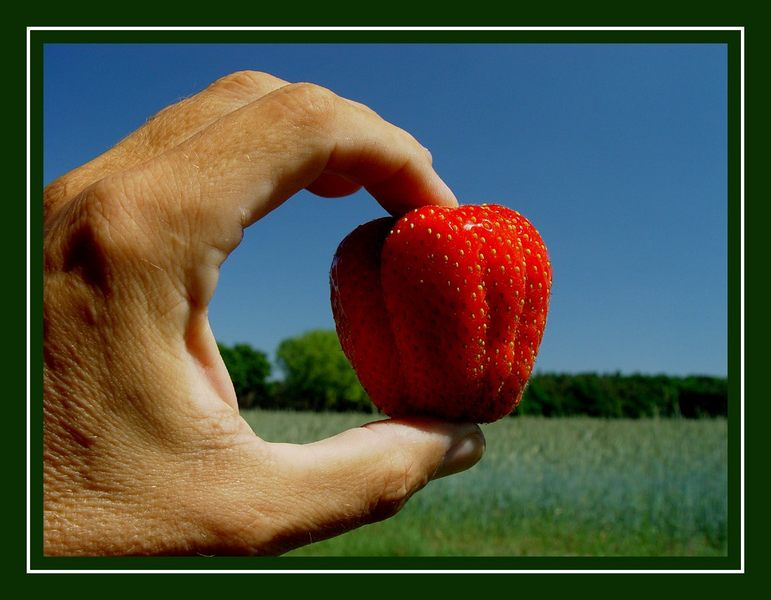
44 71 485 556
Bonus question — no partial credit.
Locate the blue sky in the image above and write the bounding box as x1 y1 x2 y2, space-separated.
43 43 727 376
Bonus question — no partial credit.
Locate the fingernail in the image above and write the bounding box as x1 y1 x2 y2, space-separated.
434 427 486 480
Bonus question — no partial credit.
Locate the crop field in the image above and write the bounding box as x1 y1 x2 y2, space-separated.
241 410 727 556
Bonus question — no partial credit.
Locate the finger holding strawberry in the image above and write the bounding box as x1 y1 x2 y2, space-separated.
43 72 486 556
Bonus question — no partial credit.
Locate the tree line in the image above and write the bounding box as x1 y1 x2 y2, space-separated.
218 330 727 418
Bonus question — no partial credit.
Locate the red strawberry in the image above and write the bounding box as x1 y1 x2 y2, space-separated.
330 204 551 423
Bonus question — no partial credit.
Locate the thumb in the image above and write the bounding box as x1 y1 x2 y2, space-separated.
254 419 485 554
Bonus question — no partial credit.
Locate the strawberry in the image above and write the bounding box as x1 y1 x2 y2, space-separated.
330 204 552 423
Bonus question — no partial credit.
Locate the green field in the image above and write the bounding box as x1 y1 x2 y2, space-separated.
241 410 727 556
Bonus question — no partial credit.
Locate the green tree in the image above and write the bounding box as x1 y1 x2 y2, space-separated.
275 330 373 413
517 372 726 418
217 342 272 409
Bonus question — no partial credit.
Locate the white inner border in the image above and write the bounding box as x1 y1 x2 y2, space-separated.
27 25 745 575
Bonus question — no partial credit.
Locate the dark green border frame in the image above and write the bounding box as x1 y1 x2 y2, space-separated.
28 27 742 574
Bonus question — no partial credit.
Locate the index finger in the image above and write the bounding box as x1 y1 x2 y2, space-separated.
127 82 458 254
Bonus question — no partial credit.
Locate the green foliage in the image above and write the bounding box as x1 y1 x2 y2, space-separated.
242 410 727 556
274 329 373 413
517 372 727 418
217 342 272 409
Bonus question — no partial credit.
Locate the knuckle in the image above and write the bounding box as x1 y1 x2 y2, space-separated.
43 176 72 213
367 451 426 523
47 176 141 280
73 180 126 249
347 98 380 118
269 82 337 129
79 177 130 233
397 126 425 155
44 187 112 288
208 70 276 97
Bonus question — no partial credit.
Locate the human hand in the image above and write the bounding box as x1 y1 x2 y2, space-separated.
43 71 485 556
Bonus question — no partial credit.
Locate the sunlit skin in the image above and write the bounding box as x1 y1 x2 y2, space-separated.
44 71 485 556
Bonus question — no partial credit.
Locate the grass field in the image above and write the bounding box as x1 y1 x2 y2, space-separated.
241 410 727 556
